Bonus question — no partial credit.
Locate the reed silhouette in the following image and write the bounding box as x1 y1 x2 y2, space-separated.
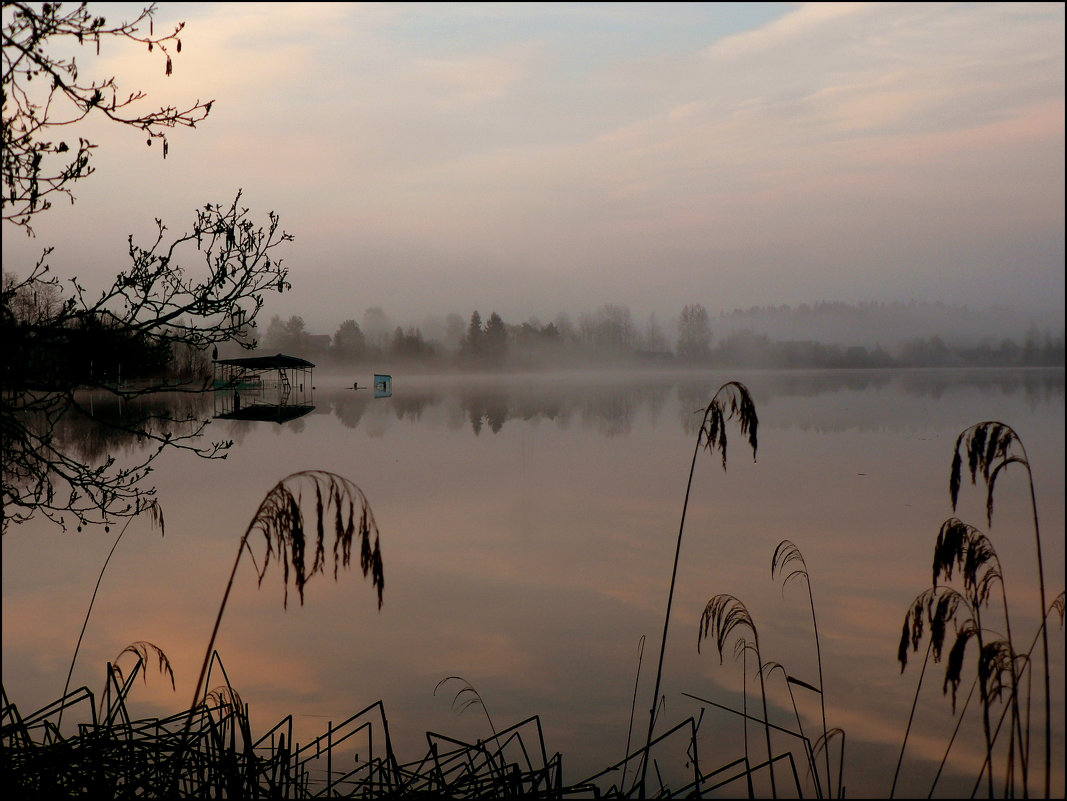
189 470 384 713
894 421 1064 797
166 470 385 793
640 380 757 795
951 422 1056 797
897 529 1015 796
109 641 175 694
812 728 845 800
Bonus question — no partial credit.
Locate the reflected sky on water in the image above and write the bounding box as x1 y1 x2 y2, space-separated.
3 368 1063 796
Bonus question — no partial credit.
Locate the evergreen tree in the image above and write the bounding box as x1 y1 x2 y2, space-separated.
484 312 508 363
465 310 484 356
677 304 712 361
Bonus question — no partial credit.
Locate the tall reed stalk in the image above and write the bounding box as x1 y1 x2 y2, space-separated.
59 501 164 730
621 634 646 792
771 539 832 798
760 661 822 797
640 381 757 796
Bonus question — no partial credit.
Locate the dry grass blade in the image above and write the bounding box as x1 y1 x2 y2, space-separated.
60 505 164 731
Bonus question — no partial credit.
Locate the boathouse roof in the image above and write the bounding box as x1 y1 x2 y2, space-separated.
214 353 315 369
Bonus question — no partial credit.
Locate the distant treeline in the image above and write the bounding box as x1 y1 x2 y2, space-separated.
2 275 210 390
259 302 1064 370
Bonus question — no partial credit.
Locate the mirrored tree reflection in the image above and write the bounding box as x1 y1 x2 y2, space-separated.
29 371 1063 468
317 369 1063 439
50 391 211 469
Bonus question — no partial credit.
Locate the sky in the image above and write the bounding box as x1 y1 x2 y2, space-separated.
3 2 1064 335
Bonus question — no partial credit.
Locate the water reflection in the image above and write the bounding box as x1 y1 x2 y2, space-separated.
314 368 1063 439
33 370 1067 467
3 368 1063 798
59 389 212 465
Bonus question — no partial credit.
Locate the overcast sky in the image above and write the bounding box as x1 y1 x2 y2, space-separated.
4 2 1064 333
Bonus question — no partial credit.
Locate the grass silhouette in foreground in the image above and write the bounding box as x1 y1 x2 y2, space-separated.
640 380 757 795
698 594 778 798
689 540 842 799
895 422 1064 797
167 470 385 791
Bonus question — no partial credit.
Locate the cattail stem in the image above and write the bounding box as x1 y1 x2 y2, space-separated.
753 644 778 798
190 536 251 712
59 516 137 731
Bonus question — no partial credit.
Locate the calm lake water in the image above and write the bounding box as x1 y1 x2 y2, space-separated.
3 368 1064 797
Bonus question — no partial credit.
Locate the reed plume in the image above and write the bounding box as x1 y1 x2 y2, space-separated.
189 470 384 718
698 593 778 798
112 640 175 691
98 640 175 719
434 675 498 738
812 728 845 799
205 686 245 719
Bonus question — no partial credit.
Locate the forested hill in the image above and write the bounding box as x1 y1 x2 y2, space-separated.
713 302 1063 348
